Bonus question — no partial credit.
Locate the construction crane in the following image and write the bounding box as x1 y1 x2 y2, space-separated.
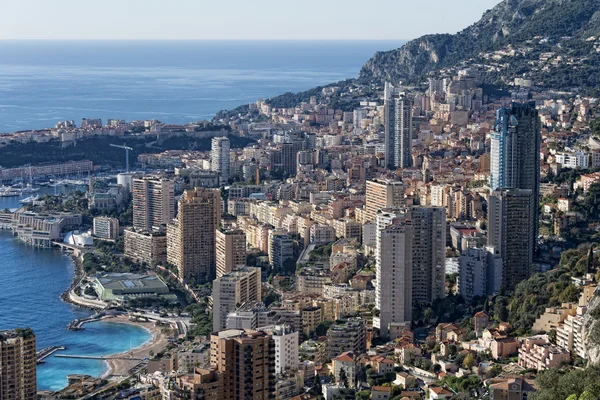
110 144 134 172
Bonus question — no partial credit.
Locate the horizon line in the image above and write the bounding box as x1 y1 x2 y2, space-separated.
0 38 409 42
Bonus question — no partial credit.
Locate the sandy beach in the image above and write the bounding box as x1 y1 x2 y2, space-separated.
100 316 170 378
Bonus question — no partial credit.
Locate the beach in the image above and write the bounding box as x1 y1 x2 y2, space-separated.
101 317 170 378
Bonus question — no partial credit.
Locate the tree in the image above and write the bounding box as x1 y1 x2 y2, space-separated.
339 367 348 388
462 353 476 369
448 344 458 356
355 390 370 400
423 307 435 324
312 374 322 394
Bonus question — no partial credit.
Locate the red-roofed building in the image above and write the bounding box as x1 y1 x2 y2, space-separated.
372 386 392 400
474 311 490 335
332 351 356 388
428 385 454 399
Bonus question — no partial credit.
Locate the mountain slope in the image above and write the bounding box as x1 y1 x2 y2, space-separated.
359 0 600 90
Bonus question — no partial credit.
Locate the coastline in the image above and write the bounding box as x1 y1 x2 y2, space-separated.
98 316 169 378
60 252 168 380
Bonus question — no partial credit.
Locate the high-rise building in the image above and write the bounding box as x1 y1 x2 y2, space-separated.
374 211 413 338
132 177 174 232
93 216 119 240
211 137 231 184
258 325 299 375
488 189 536 291
212 267 262 332
457 246 503 303
490 101 540 259
374 206 446 337
124 228 167 264
326 317 367 359
216 229 247 279
490 102 540 196
167 188 221 283
268 231 295 271
410 206 446 303
384 82 413 169
0 328 36 400
210 329 276 400
364 179 405 223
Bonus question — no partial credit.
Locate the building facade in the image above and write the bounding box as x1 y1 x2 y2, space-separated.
167 188 221 283
93 216 119 240
132 177 174 232
124 228 167 264
216 229 247 279
488 189 536 291
210 329 276 400
384 82 413 169
0 329 36 400
211 136 231 184
212 267 262 332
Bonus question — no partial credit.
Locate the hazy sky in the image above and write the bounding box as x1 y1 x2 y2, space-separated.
0 0 501 40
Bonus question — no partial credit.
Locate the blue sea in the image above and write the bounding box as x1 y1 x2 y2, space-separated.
0 40 402 390
0 191 151 391
0 40 403 132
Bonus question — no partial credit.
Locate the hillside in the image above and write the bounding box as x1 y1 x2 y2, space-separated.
359 0 600 92
0 134 255 169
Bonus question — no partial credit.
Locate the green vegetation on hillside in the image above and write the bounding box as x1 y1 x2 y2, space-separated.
359 0 600 93
0 134 255 168
532 366 600 400
492 244 599 335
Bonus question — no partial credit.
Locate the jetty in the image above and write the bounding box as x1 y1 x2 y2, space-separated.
67 312 105 330
36 346 66 364
54 354 144 361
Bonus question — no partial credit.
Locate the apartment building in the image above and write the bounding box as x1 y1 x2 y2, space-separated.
216 229 247 278
132 177 174 232
0 329 37 400
124 228 167 264
210 329 275 400
518 335 570 370
167 188 221 283
212 267 262 332
93 216 119 240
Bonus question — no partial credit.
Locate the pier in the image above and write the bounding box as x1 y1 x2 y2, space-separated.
67 312 105 330
36 346 66 364
54 354 144 361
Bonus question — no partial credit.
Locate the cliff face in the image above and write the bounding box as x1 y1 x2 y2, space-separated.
359 0 600 85
583 292 600 365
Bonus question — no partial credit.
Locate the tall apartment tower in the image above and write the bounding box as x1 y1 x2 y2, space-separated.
490 101 540 196
364 179 405 222
488 189 536 291
211 136 231 184
374 206 446 338
167 188 221 283
374 211 413 339
0 329 36 400
212 267 262 332
489 102 540 290
210 329 276 400
410 206 447 303
384 82 413 169
216 229 247 278
268 231 294 271
132 177 174 232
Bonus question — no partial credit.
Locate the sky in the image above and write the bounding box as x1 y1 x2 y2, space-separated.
0 0 502 41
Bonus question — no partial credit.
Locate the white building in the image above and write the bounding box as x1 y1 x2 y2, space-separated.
212 267 262 332
260 325 299 374
211 136 231 184
374 210 413 338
